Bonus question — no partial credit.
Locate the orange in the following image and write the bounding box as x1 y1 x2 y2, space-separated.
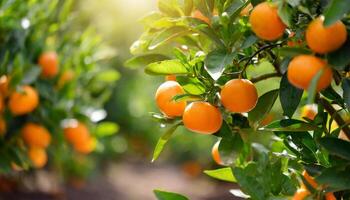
260 113 274 126
240 3 253 16
181 161 202 177
165 75 176 81
21 123 51 148
192 10 210 24
0 75 9 97
0 94 4 113
301 105 317 120
292 188 310 200
220 79 258 113
212 140 222 165
155 81 186 118
306 17 347 54
249 2 286 41
183 101 222 134
287 32 302 47
0 117 6 136
28 147 47 168
64 121 90 146
57 70 74 88
325 193 336 200
73 137 95 154
287 55 333 91
8 85 39 115
38 51 59 78
302 170 318 189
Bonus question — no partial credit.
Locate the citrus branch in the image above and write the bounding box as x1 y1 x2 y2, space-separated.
251 72 281 83
318 98 350 139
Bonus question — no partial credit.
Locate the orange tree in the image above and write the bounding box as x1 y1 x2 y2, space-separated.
128 0 350 199
0 0 119 179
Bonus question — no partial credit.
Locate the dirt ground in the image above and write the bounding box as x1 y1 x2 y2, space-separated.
0 161 242 200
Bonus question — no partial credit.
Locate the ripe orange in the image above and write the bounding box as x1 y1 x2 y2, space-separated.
38 51 59 78
287 32 303 47
325 193 336 200
21 123 51 148
212 140 222 165
57 70 74 88
192 10 210 24
28 147 47 168
155 81 186 118
64 121 90 146
8 85 39 115
73 137 95 154
301 105 317 120
0 75 10 97
249 2 286 41
306 17 347 54
0 117 6 136
292 188 310 200
181 161 202 178
183 101 222 134
165 75 176 81
287 55 333 91
0 95 4 113
220 79 258 113
302 170 318 189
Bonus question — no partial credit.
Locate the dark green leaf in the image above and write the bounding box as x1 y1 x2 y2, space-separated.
154 189 189 200
204 49 235 80
248 89 279 129
280 74 303 118
342 79 350 109
22 66 41 84
327 38 350 70
260 119 318 132
145 60 188 75
319 137 350 161
277 2 292 27
241 35 258 49
277 47 312 57
307 69 324 104
204 167 236 182
219 131 244 165
323 0 350 27
316 167 350 190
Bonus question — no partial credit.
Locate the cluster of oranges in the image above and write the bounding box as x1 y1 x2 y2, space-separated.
293 171 336 200
0 51 92 169
250 2 346 92
63 120 95 155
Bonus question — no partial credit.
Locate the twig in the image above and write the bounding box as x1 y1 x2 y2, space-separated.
251 72 281 83
318 98 350 139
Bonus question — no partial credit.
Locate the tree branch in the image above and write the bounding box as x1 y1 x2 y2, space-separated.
251 72 281 83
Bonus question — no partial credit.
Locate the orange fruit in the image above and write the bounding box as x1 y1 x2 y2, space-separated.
57 70 74 88
64 121 90 146
183 101 222 134
73 137 95 154
0 117 6 136
287 55 333 91
302 170 318 189
21 123 51 148
249 2 286 41
287 32 303 47
28 147 47 168
38 51 59 78
192 10 210 24
325 193 336 200
0 75 10 97
8 85 39 115
306 17 347 54
220 79 258 113
212 140 222 165
260 113 274 126
0 95 4 113
292 188 310 200
181 161 202 177
240 3 253 16
301 105 317 120
165 75 176 81
155 81 186 118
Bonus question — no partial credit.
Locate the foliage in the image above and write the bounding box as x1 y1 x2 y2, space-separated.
130 0 350 199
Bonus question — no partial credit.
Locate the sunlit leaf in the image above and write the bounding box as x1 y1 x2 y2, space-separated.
154 189 189 200
260 119 318 132
204 167 236 182
145 60 188 75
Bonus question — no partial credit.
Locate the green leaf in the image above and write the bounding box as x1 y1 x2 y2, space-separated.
149 26 190 50
277 1 292 27
154 189 189 200
176 76 206 95
277 47 312 57
342 79 350 110
22 66 41 84
204 49 235 80
125 54 170 69
307 68 323 104
219 130 244 165
327 38 350 70
248 89 279 129
158 0 183 17
145 60 188 75
319 137 350 161
95 122 119 137
279 74 303 118
260 119 318 132
204 167 236 182
323 0 350 27
152 123 181 162
95 70 120 83
172 93 202 102
241 35 258 49
316 167 350 191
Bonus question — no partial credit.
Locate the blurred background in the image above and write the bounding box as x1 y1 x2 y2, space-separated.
0 0 287 200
